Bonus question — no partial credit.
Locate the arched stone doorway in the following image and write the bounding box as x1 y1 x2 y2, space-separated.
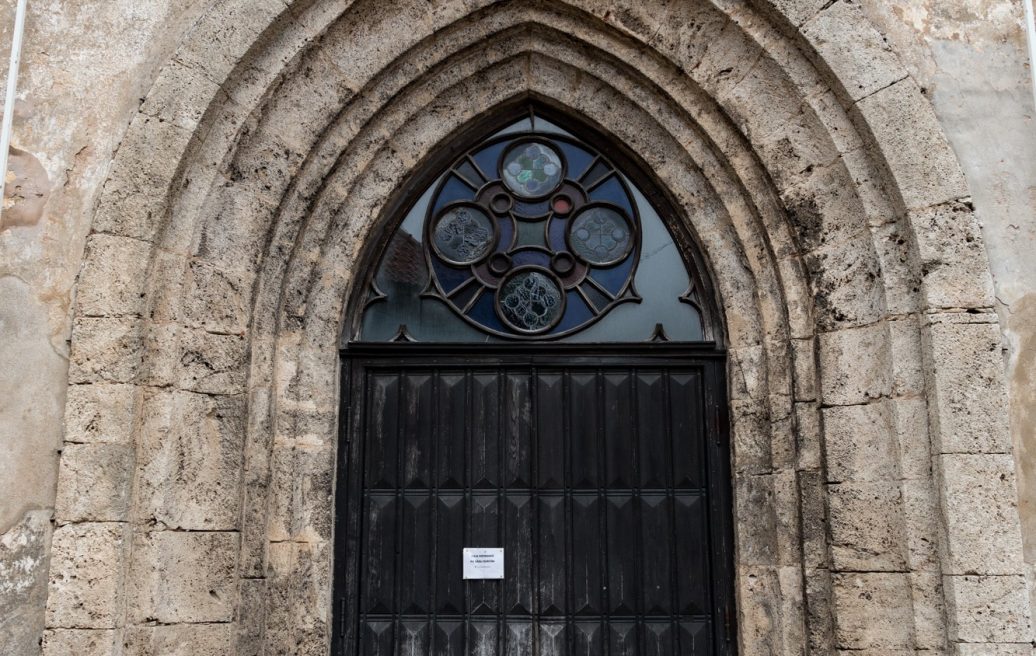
44 1 1031 654
333 107 735 655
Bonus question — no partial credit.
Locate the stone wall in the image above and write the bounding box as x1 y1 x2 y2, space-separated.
0 1 1033 654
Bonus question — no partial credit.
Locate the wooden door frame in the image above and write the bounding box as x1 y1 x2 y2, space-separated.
332 342 737 655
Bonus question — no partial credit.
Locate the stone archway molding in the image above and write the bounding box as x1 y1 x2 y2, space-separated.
44 1 1031 654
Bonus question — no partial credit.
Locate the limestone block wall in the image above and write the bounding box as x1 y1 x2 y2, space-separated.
0 1 1032 655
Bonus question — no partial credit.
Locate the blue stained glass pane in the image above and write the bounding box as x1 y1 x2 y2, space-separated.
471 141 507 180
466 290 506 333
547 216 568 251
509 249 551 269
513 200 550 216
497 216 515 251
589 256 635 296
432 175 476 215
588 175 634 216
430 258 471 295
556 141 594 180
550 290 594 334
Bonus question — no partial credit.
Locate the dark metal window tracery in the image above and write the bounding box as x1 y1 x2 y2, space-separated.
359 111 709 342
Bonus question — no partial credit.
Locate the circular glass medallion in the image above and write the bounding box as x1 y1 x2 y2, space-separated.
497 269 565 333
432 205 495 265
501 141 564 199
568 206 634 266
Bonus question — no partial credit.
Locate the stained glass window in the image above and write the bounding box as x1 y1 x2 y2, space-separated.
357 111 709 343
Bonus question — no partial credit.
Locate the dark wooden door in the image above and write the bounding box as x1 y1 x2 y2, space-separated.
333 346 734 656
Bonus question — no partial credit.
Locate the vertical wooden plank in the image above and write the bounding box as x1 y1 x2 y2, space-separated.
467 621 498 656
537 620 567 656
568 372 599 489
572 621 603 656
360 620 394 656
363 494 398 614
669 371 704 489
570 494 602 615
641 493 674 615
399 494 432 614
678 620 711 656
504 371 532 489
470 372 500 489
537 495 567 615
535 373 565 489
674 495 709 615
636 371 668 489
366 373 400 489
435 494 465 614
468 494 500 615
402 373 433 489
644 622 676 656
609 621 639 656
603 370 635 489
399 620 430 656
435 373 467 490
605 495 638 615
504 620 534 656
503 493 533 614
432 620 464 656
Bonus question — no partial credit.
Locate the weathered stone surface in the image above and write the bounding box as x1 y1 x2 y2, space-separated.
828 480 908 571
128 531 237 624
943 574 1032 643
817 322 891 405
937 454 1025 575
46 523 125 629
823 400 898 482
41 628 118 656
67 317 144 384
136 390 246 530
856 77 970 211
123 622 235 656
803 229 886 331
925 317 1012 454
832 572 914 649
64 383 138 444
802 0 906 101
1 511 52 654
54 443 132 523
953 644 1036 655
143 325 248 395
266 444 335 544
74 234 151 317
5 1 1033 654
911 200 996 310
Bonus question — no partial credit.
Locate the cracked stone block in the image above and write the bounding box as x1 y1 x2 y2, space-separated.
123 622 234 656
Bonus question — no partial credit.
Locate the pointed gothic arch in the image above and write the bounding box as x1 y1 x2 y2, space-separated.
45 1 1030 654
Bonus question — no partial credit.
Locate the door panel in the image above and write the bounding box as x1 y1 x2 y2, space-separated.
335 351 732 656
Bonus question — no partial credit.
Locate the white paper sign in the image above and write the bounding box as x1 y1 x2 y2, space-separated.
463 548 504 579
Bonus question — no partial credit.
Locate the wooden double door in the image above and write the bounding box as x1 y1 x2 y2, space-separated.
333 345 735 656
